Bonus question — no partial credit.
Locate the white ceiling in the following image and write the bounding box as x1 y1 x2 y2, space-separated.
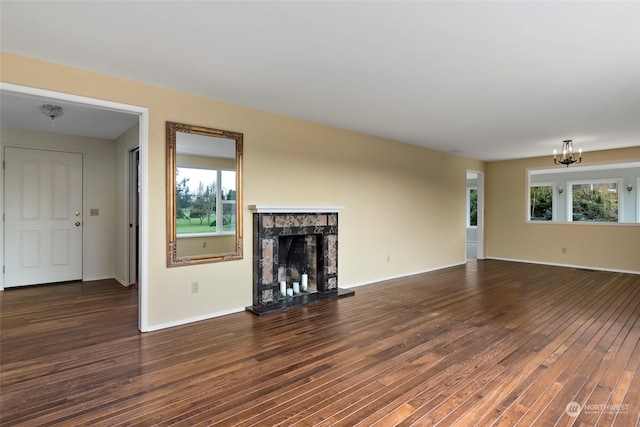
0 90 139 140
1 1 638 160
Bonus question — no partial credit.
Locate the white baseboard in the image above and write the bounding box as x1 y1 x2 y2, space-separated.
342 261 467 289
147 263 466 331
83 275 134 287
83 274 117 282
113 275 132 287
145 306 247 332
143 258 639 333
486 256 640 275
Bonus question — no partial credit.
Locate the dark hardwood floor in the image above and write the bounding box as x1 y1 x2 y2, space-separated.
1 260 639 426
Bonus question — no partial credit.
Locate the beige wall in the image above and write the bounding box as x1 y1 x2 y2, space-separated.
1 52 484 329
4 52 637 330
3 52 637 331
486 147 640 273
177 235 236 257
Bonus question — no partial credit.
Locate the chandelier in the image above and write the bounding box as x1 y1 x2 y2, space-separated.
553 139 582 167
41 104 64 121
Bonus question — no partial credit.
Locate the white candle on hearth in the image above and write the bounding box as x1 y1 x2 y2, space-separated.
286 288 294 297
293 282 300 294
280 281 286 295
301 274 308 291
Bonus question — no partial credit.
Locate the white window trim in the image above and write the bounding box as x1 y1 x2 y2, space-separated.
177 231 235 239
637 176 640 223
567 178 623 223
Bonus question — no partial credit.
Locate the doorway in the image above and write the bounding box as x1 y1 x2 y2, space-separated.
466 170 484 260
4 147 83 286
0 82 149 331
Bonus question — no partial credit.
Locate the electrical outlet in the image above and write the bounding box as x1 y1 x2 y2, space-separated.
387 254 391 263
191 281 199 293
201 241 206 248
562 247 567 253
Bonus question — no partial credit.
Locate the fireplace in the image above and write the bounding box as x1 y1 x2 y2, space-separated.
278 234 321 293
247 205 354 315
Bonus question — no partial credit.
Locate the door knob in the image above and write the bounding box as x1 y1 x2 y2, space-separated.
75 221 81 227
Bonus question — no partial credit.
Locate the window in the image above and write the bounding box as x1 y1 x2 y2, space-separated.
220 170 236 233
176 167 236 235
569 179 621 222
467 187 477 227
527 161 638 224
529 183 554 221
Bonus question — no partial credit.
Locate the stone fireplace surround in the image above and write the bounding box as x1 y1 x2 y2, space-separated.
247 205 354 315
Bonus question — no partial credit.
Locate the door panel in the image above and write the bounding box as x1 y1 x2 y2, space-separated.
5 147 83 287
19 230 40 268
20 158 40 219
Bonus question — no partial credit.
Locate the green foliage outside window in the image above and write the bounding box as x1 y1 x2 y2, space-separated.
530 186 553 221
469 188 478 226
572 183 618 222
175 167 236 234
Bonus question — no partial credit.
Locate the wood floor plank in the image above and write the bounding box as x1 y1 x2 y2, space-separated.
611 336 640 427
504 276 640 426
1 261 639 426
534 276 640 426
407 269 617 425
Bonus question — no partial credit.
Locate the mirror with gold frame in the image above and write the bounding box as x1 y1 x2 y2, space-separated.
166 121 243 266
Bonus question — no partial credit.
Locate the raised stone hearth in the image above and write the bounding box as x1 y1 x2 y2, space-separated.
247 205 354 315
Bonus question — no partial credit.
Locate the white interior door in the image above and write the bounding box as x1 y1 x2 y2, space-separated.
4 147 83 287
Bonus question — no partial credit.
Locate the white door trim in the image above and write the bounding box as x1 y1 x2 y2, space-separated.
466 169 485 260
0 82 150 332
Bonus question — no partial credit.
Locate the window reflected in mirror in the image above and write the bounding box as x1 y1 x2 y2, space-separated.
176 167 236 235
167 121 243 266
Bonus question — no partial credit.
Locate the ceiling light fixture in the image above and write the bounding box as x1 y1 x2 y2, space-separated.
41 104 64 121
553 139 582 167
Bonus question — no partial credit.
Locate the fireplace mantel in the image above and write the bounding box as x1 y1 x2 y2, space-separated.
247 206 353 315
249 205 345 214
